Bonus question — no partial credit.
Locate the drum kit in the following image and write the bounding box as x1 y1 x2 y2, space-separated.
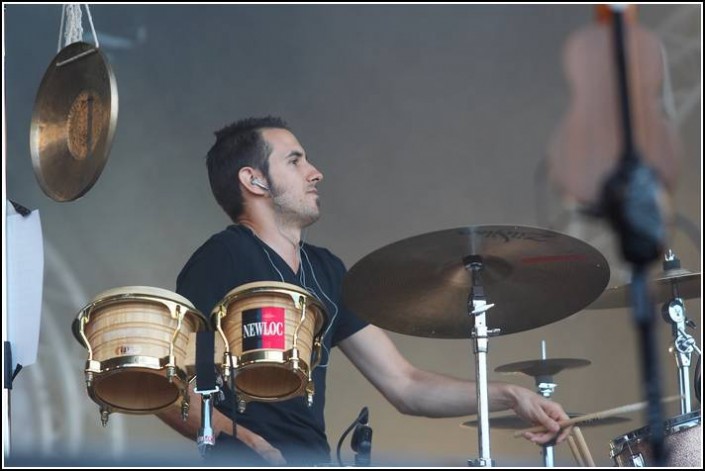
71 225 701 466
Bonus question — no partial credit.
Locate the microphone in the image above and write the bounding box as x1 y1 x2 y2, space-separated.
601 158 666 266
336 406 373 467
351 407 373 467
251 178 270 191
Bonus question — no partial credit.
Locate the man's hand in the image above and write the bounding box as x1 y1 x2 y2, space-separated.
507 385 572 445
157 383 287 465
233 427 287 465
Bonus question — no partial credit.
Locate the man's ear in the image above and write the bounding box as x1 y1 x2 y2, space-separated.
239 167 266 194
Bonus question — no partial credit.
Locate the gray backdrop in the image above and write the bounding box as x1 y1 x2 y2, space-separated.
4 4 701 467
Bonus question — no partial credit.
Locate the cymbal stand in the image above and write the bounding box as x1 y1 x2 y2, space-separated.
535 341 557 468
661 251 700 414
465 256 499 467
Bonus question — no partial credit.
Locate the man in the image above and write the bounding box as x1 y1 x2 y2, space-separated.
158 117 571 465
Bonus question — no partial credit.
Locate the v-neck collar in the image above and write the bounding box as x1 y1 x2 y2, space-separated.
236 224 303 278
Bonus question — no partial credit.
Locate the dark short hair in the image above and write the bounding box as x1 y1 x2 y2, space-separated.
206 116 289 221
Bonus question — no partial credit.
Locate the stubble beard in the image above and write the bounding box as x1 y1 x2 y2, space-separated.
271 186 321 228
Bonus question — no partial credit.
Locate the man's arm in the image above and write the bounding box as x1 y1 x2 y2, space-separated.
338 324 570 444
155 383 286 464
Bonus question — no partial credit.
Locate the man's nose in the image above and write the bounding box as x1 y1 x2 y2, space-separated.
308 163 323 183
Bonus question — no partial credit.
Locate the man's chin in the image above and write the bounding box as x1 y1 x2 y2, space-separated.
301 208 321 228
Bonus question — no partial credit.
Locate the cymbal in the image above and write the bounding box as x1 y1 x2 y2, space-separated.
495 358 591 377
588 269 701 310
461 413 631 430
30 42 118 202
343 226 609 338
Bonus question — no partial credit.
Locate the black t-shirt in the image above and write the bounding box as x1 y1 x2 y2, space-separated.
176 225 368 465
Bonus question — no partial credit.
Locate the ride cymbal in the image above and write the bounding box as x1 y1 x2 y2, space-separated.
30 42 118 201
495 358 591 377
588 269 700 310
343 225 609 338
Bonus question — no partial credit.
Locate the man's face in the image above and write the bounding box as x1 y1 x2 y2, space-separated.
262 128 323 227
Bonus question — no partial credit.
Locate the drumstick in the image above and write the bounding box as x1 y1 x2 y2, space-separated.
571 426 595 467
512 394 681 437
567 435 585 467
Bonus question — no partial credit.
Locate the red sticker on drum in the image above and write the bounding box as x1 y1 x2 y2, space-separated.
242 307 285 350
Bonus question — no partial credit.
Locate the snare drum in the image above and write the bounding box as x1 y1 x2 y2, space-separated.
211 281 328 407
610 411 702 467
73 286 207 424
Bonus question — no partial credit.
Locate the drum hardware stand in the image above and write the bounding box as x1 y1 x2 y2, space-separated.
465 255 499 467
219 356 245 443
661 251 701 415
536 341 557 468
166 302 185 383
166 361 177 383
78 314 113 426
83 362 113 426
99 407 111 427
237 399 247 413
214 306 245 414
220 353 246 413
287 347 315 407
195 331 221 457
181 388 191 421
306 380 315 407
293 295 315 407
194 385 220 456
165 353 193 422
221 357 248 414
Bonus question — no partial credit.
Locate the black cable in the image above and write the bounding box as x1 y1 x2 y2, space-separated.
336 407 368 466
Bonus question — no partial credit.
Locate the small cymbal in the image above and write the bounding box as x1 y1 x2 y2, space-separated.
30 42 118 201
495 358 591 377
461 413 631 430
588 269 700 310
343 226 609 338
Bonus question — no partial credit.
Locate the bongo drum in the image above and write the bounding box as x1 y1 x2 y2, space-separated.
73 286 206 424
211 281 327 408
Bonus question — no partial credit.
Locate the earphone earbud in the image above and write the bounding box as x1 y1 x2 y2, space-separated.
251 178 270 191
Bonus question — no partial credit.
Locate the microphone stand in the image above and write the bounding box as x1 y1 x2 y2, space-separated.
601 7 666 465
